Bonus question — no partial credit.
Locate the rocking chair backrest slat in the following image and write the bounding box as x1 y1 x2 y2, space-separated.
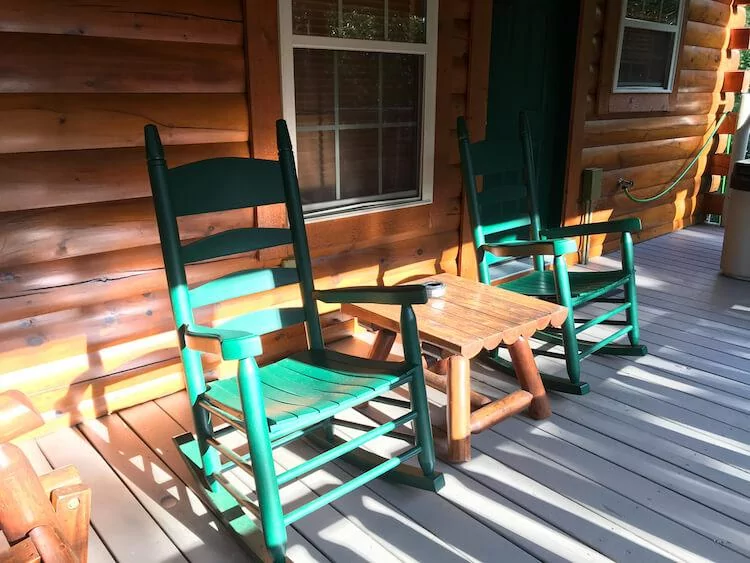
457 114 546 283
145 122 325 383
168 158 287 216
189 267 300 309
180 228 293 264
216 307 307 336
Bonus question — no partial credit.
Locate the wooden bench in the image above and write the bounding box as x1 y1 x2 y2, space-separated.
0 391 91 563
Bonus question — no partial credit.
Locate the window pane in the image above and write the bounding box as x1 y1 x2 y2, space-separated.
296 130 336 204
382 53 422 122
387 0 426 43
294 49 335 127
341 0 385 40
293 48 422 209
626 0 680 25
617 26 675 88
382 126 420 194
338 51 379 124
340 129 379 199
293 0 337 36
292 0 425 42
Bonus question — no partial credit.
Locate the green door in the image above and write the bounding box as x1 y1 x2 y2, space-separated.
484 0 579 275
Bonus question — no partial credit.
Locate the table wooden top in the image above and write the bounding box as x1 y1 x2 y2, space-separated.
341 273 568 358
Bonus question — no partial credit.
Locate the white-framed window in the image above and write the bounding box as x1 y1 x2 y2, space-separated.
279 0 438 219
613 0 686 93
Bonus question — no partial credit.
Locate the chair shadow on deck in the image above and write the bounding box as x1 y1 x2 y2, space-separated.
43 253 466 562
460 226 750 561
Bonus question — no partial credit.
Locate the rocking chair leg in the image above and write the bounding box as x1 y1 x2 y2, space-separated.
322 417 335 443
553 256 583 387
237 358 287 562
193 405 221 493
401 306 438 477
621 232 644 349
183 349 222 492
560 317 582 387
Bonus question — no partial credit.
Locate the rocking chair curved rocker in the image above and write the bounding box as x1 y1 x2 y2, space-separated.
146 120 443 562
457 114 647 395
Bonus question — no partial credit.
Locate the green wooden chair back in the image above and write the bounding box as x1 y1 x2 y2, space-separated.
457 113 545 284
145 122 324 389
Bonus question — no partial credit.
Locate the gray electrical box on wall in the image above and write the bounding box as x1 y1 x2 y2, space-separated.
581 167 603 202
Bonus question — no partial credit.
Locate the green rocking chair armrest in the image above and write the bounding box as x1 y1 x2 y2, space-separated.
313 285 429 306
183 325 263 361
482 238 578 258
541 218 642 238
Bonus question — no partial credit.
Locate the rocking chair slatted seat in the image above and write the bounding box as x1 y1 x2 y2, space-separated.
457 113 647 395
146 119 444 562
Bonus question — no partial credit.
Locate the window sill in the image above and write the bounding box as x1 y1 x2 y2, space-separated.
602 92 672 114
303 196 433 224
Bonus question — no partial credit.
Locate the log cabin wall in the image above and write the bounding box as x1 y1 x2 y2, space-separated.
563 0 743 257
0 1 472 432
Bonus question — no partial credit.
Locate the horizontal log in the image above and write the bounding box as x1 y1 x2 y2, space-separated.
586 91 733 121
599 160 701 198
683 20 729 49
21 317 357 435
0 93 248 153
306 196 461 259
582 136 704 170
0 143 249 213
0 0 243 45
678 69 722 93
0 33 245 93
0 198 254 267
0 205 460 322
688 0 731 27
0 231 459 376
613 196 701 228
583 114 714 147
6 315 355 410
0 94 248 153
600 173 718 211
679 45 723 72
595 177 704 217
0 247 261 323
672 92 734 115
584 199 702 258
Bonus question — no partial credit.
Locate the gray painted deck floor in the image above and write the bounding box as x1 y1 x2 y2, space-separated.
23 224 750 562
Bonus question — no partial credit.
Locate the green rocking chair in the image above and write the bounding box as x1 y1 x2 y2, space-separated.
146 120 444 562
457 114 647 395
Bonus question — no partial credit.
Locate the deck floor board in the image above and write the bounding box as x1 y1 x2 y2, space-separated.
20 224 750 562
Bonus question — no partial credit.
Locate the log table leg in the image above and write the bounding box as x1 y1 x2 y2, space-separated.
446 355 472 462
369 329 397 360
508 337 552 420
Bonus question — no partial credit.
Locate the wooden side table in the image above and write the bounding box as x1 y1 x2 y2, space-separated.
342 273 568 462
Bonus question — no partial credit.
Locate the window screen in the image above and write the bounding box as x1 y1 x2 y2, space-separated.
615 0 684 91
283 0 435 215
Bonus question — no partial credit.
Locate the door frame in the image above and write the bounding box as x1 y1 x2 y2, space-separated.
457 0 597 278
